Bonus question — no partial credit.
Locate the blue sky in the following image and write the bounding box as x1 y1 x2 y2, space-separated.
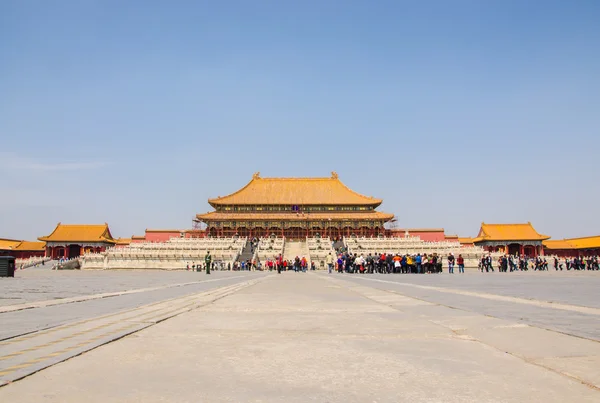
1 0 599 241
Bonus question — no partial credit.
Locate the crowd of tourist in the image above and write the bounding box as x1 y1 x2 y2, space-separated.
482 255 600 272
185 251 599 274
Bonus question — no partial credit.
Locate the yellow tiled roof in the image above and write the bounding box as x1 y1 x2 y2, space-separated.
197 211 394 221
543 240 576 250
472 222 550 242
458 237 475 244
544 236 600 250
0 239 46 251
0 238 22 250
0 238 23 250
208 172 382 206
39 223 116 243
566 235 600 249
115 238 132 245
14 241 46 251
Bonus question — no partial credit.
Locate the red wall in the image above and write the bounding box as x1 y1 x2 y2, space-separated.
144 231 181 242
184 230 206 238
544 248 600 258
10 250 45 259
389 229 447 242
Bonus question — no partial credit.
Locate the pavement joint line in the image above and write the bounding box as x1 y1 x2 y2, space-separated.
0 287 231 360
0 278 263 382
0 295 207 361
318 274 600 393
0 276 257 345
335 276 600 345
0 274 255 314
320 274 600 315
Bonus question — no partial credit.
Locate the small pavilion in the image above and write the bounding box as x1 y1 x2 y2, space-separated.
472 222 550 256
39 223 116 259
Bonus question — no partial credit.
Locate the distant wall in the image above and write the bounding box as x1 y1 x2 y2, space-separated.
145 230 182 242
389 229 447 242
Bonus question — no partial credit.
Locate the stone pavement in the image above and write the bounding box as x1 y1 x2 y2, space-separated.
0 271 599 402
1 267 256 307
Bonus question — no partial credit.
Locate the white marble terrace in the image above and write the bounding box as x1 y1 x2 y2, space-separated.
256 237 285 263
307 237 336 269
80 237 246 270
344 236 500 268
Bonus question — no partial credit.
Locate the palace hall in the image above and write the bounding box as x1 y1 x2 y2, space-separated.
195 172 394 239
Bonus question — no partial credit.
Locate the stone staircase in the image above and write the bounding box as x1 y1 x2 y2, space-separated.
237 239 254 263
333 239 345 253
282 241 310 266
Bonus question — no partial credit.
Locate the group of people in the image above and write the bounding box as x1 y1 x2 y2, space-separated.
553 256 599 271
485 255 550 272
324 251 465 274
189 250 600 275
478 254 600 272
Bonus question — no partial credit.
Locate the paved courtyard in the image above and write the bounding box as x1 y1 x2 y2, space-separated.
1 269 599 402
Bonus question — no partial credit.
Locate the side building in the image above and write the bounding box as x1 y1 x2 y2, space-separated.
543 236 600 257
39 223 117 259
0 239 46 259
196 172 394 239
472 222 550 256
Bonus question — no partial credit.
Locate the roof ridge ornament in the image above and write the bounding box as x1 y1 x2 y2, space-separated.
253 172 261 179
331 171 338 179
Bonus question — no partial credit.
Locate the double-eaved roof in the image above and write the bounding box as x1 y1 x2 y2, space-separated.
39 223 116 244
208 172 382 207
197 211 394 221
472 222 550 243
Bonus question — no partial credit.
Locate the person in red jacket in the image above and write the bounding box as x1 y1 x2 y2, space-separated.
457 254 465 274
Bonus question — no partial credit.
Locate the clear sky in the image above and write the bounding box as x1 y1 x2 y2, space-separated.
1 0 599 241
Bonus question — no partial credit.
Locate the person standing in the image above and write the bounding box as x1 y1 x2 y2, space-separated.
337 255 344 273
326 252 334 274
448 253 455 274
205 251 212 274
457 254 464 273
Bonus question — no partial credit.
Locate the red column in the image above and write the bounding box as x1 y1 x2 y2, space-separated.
519 244 524 256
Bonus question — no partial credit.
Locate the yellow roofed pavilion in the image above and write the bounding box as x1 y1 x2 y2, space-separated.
472 222 550 242
39 223 116 260
472 222 550 257
39 223 116 243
